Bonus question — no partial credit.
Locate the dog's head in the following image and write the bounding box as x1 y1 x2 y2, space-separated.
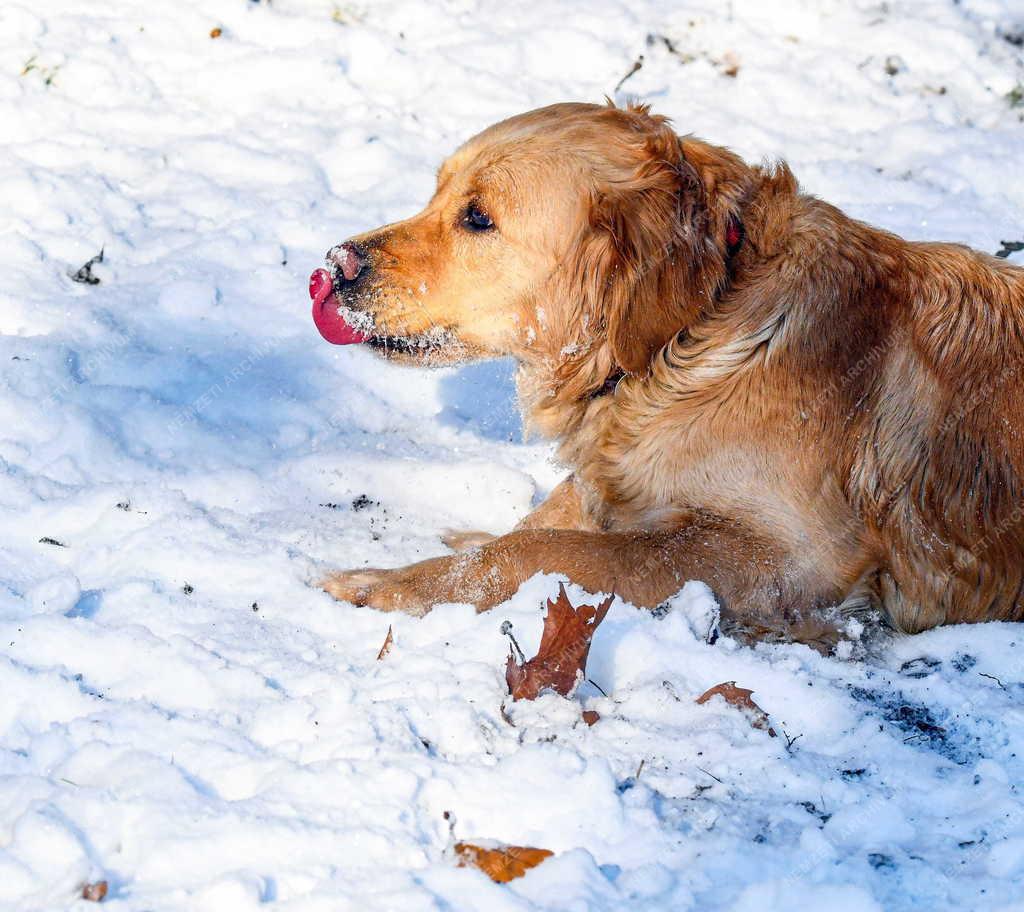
311 102 753 379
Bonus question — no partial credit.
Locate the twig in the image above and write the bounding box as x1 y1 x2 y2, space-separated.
500 620 524 663
979 672 1007 690
499 702 516 727
614 56 643 93
697 766 723 783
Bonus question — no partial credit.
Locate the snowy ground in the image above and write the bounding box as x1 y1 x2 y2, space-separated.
2 0 1024 909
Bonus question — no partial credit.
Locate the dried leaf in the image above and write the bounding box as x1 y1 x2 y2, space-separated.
82 881 108 902
720 51 740 77
455 842 553 882
696 681 776 737
376 624 393 660
582 709 600 726
210 27 223 38
505 584 612 701
69 248 104 285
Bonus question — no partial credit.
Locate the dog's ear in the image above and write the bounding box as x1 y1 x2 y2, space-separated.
590 116 752 375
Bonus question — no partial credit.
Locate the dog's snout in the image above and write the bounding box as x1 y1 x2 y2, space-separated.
328 241 368 283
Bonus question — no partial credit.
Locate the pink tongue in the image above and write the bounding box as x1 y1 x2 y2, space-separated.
309 268 370 345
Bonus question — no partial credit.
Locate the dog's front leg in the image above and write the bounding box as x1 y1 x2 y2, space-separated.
320 522 815 623
441 474 598 552
513 475 599 532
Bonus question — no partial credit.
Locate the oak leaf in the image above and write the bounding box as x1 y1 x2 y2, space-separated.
696 681 777 737
455 842 553 882
506 584 612 701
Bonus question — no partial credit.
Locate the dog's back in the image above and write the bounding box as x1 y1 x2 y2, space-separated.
846 239 1024 631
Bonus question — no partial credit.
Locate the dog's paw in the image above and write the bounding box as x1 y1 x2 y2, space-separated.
440 529 496 552
318 567 433 616
319 568 385 604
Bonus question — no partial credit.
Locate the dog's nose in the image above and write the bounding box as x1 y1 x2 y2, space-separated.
327 241 368 283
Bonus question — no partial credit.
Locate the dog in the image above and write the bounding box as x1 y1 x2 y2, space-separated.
309 101 1024 651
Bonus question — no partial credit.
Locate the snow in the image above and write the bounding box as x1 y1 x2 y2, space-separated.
2 0 1023 909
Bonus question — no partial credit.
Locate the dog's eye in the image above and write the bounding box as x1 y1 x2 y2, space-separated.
462 203 495 232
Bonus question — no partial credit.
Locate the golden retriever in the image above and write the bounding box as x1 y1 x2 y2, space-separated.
309 101 1024 650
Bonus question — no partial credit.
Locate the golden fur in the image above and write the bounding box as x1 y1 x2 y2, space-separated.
320 101 1024 649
